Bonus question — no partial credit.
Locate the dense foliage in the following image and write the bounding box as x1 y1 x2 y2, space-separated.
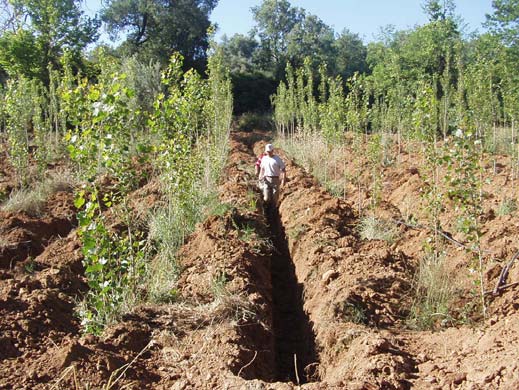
0 0 232 333
101 0 218 72
0 0 99 83
220 0 368 113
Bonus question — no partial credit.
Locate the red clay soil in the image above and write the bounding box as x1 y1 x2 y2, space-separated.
1 130 519 389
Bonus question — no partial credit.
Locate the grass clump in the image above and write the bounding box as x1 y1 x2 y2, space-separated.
146 207 186 303
1 171 75 215
408 253 455 330
1 187 45 215
210 270 255 322
325 180 346 198
358 216 398 243
337 300 367 324
0 237 9 247
146 252 180 304
497 197 517 216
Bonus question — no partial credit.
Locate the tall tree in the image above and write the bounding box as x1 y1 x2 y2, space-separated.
422 0 456 21
220 33 259 74
0 0 99 82
333 29 368 80
286 14 335 70
101 0 218 71
0 0 17 32
251 0 303 76
486 0 519 52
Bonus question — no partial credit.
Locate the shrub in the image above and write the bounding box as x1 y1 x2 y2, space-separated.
497 197 517 216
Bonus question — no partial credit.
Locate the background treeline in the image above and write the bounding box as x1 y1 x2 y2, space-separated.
0 0 219 84
221 0 519 121
219 0 367 113
269 0 519 151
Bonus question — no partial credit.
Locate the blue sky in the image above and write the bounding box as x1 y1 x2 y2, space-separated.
84 0 495 43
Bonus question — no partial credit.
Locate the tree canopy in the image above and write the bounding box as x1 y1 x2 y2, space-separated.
101 0 218 71
0 0 99 82
486 0 519 54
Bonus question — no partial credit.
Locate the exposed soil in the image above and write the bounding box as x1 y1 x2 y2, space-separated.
268 206 319 383
1 129 519 389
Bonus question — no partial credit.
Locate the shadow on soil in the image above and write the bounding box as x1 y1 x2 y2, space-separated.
267 205 319 384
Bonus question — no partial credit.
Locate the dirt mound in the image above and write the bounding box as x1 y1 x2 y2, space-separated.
0 233 84 388
0 191 76 269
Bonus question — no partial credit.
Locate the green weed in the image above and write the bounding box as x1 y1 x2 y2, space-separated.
288 224 309 241
336 300 367 324
24 258 36 274
243 190 258 213
238 222 256 243
211 270 229 298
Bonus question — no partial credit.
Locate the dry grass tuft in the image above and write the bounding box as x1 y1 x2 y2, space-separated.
408 253 455 330
358 216 399 243
1 170 76 216
146 252 180 304
497 196 517 216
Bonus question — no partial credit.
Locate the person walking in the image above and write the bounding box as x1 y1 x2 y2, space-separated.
259 143 286 207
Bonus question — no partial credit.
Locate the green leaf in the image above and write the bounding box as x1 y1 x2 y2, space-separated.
86 263 103 274
74 194 86 209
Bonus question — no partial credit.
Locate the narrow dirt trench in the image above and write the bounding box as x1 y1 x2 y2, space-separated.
268 207 319 383
233 131 320 384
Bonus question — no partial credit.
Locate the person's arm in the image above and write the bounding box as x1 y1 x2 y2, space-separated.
255 154 263 177
259 167 265 180
259 162 265 180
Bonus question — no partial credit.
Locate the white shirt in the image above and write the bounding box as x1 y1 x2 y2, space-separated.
260 155 285 177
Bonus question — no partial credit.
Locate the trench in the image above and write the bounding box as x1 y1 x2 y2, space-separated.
267 206 319 383
234 132 320 383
